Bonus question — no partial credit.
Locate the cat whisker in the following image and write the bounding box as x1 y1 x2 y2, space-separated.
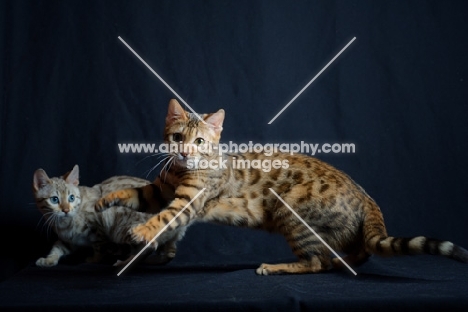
145 155 172 179
142 153 170 171
42 214 55 239
38 220 49 234
36 211 55 230
48 216 56 238
135 152 168 166
35 217 45 230
162 161 171 184
166 156 176 183
162 158 172 183
44 214 55 232
195 159 201 184
161 155 175 184
144 156 171 180
40 211 54 220
143 164 160 179
151 153 171 164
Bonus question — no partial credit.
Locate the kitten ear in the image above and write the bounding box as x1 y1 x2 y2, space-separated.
64 165 80 186
166 99 188 125
204 109 225 133
33 169 51 192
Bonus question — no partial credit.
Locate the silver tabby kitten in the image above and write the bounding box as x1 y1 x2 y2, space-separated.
33 165 184 267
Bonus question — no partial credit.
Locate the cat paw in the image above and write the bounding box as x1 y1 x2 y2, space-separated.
95 192 139 211
131 224 158 245
95 197 114 211
36 257 58 267
255 263 271 276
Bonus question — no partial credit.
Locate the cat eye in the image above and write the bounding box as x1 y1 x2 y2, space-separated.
194 138 205 145
172 133 183 142
50 196 59 204
68 194 75 202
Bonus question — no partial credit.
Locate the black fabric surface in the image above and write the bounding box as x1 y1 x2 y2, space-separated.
2 242 468 311
2 224 468 311
1 0 468 310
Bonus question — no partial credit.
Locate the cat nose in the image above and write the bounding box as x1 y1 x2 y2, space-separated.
61 205 70 214
180 152 188 157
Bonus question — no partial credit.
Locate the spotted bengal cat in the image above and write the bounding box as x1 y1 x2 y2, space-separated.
96 99 468 275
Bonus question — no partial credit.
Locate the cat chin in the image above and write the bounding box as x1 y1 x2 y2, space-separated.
173 159 187 167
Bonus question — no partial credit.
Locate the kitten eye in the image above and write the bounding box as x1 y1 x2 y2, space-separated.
68 194 75 202
194 138 205 145
50 196 59 204
172 133 182 142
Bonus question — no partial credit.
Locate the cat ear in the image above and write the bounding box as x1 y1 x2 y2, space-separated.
33 169 51 192
166 99 188 125
64 165 80 186
204 109 225 133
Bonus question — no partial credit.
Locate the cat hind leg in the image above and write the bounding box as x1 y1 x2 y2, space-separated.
332 249 370 269
113 244 155 267
257 223 333 275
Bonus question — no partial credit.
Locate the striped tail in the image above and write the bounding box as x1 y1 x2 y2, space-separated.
367 235 468 263
363 201 468 263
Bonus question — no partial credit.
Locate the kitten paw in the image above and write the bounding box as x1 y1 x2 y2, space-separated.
36 257 59 267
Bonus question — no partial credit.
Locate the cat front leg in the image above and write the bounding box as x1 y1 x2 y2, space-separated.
95 182 168 213
131 188 206 244
143 227 188 265
95 188 141 211
36 240 71 267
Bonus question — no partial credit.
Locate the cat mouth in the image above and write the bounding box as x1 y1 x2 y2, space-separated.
59 211 75 217
174 157 191 166
174 154 199 169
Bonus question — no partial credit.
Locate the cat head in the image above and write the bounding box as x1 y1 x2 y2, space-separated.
164 99 225 168
33 165 82 218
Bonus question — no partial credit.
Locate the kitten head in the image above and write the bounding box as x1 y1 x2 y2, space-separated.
33 165 82 218
164 99 225 168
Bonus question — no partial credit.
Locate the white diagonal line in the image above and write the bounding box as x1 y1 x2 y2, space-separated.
118 36 206 124
117 188 206 276
269 188 357 275
268 37 356 124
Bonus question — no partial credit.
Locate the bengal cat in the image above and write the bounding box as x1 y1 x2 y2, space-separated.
96 99 468 275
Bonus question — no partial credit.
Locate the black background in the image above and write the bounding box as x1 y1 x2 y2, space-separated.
1 0 467 310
